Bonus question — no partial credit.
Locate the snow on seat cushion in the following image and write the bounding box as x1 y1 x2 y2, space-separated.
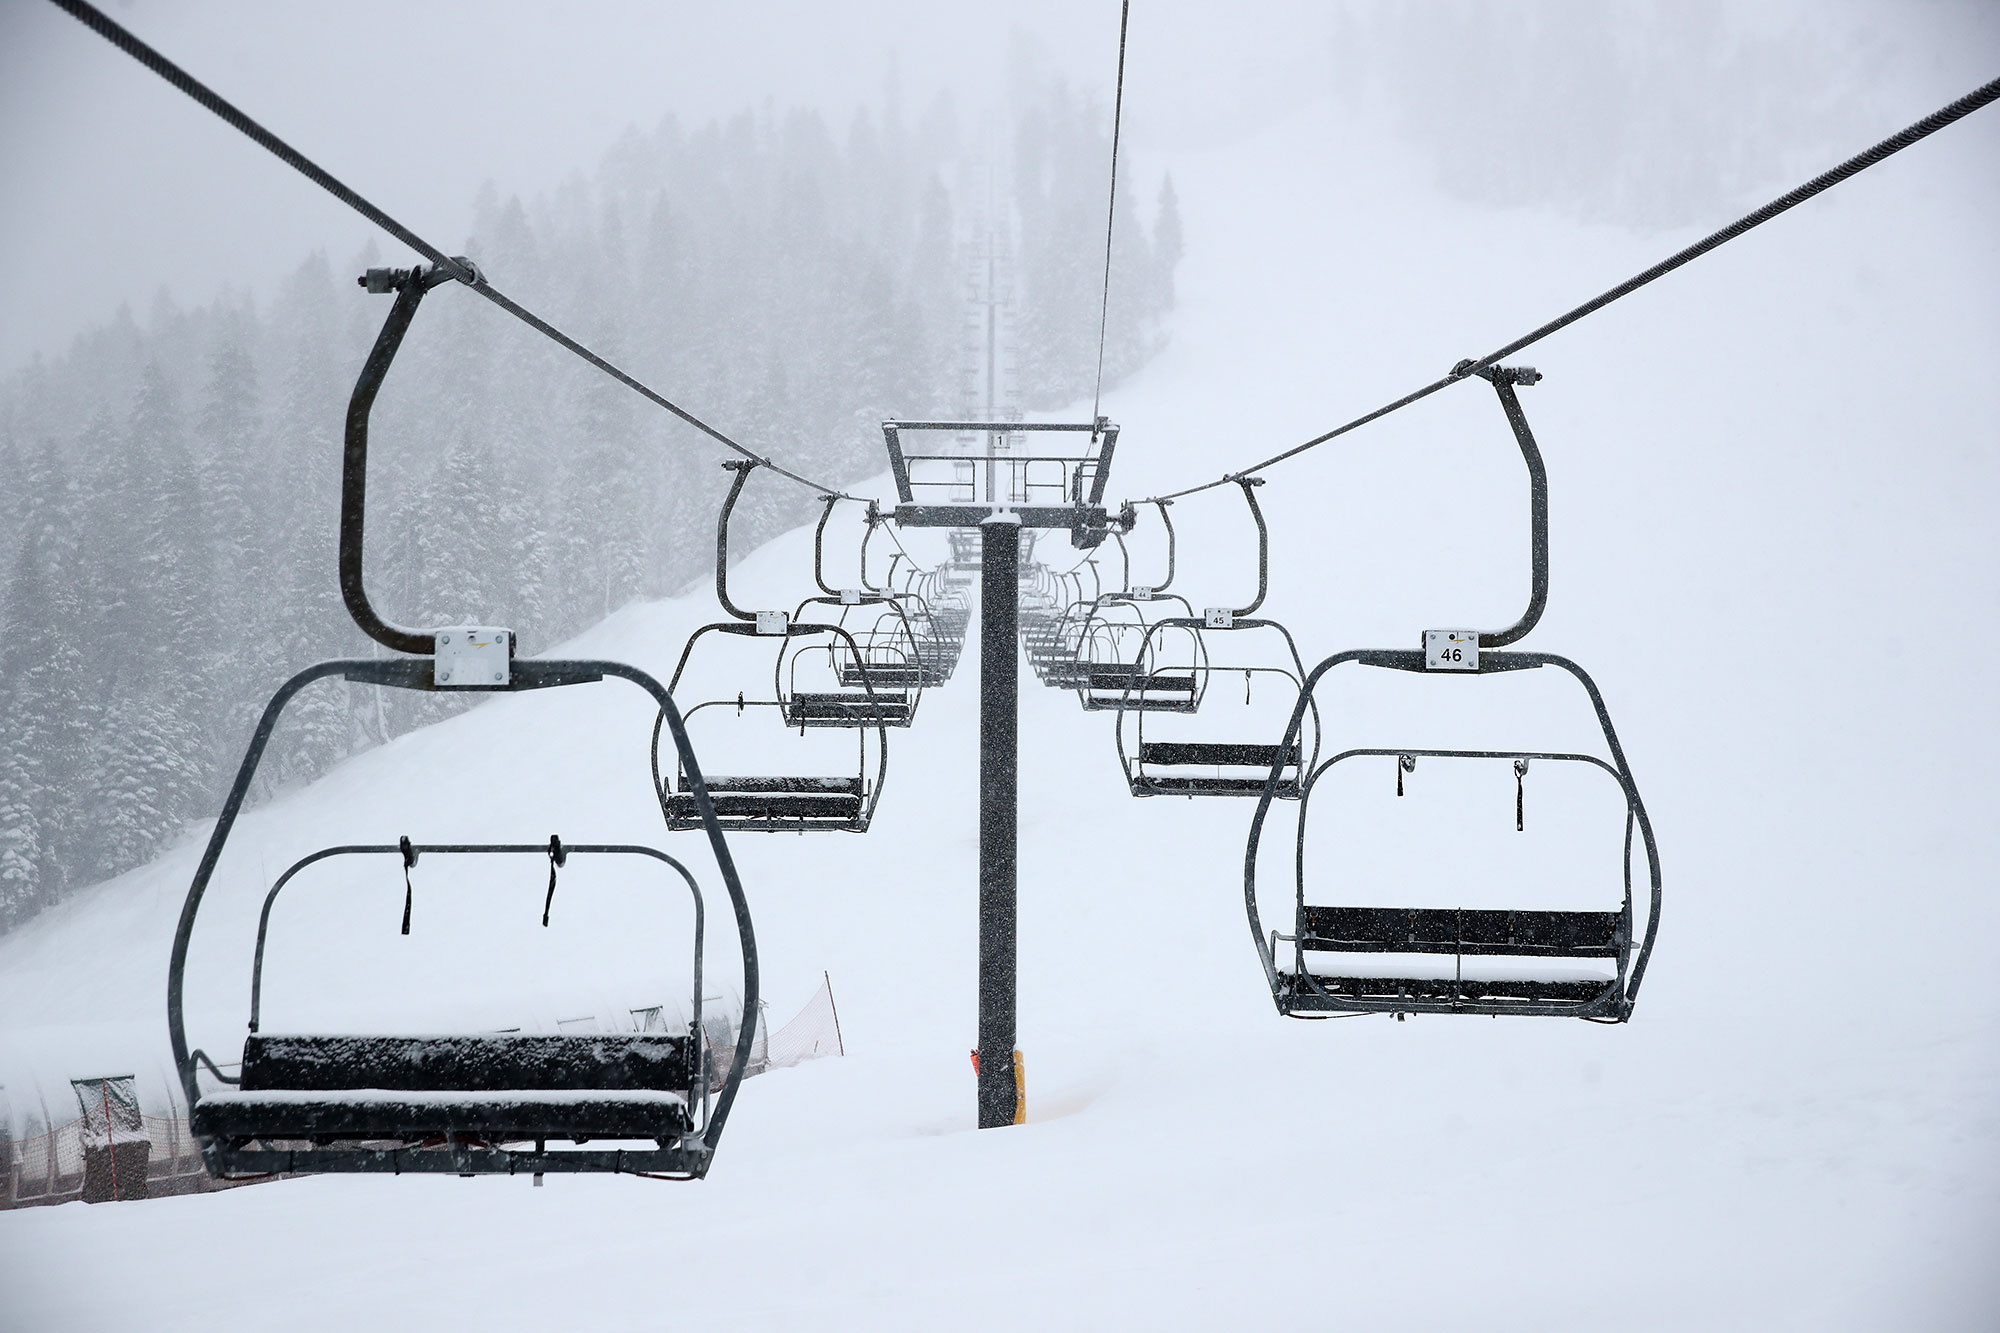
238 1033 695 1093
1288 951 1618 984
192 1087 690 1142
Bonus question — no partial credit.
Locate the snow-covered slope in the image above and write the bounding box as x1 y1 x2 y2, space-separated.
4 93 1998 1330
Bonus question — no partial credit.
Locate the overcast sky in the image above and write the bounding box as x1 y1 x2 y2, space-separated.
3 1 1994 379
0 0 1340 375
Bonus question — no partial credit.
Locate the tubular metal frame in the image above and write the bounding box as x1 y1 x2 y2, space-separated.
1241 649 1661 1020
656 456 893 828
1468 365 1549 648
1113 616 1321 797
168 657 759 1178
245 842 706 1048
659 624 890 834
168 263 760 1180
1069 593 1202 713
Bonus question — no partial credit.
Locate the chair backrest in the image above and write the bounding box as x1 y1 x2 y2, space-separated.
240 1033 697 1093
1140 741 1298 768
1297 906 1623 959
703 775 865 795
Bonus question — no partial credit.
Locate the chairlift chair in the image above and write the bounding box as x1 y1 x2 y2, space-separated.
1113 622 1317 795
1021 565 1100 688
785 496 923 727
190 840 723 1173
1240 366 1661 1020
1074 599 1203 713
830 612 927 694
1245 649 1660 1020
657 462 890 833
859 510 963 686
171 263 759 1179
1109 484 1319 794
780 632 918 729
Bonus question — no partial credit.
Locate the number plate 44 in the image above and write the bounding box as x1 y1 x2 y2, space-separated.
1424 629 1479 671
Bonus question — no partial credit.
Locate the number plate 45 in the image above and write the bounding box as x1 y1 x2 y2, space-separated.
1424 629 1480 671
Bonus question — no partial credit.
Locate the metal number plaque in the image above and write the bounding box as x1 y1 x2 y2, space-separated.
1424 629 1479 671
434 627 511 687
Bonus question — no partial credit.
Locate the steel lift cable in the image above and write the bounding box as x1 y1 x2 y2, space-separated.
1089 0 1133 432
47 0 858 501
1143 72 2000 504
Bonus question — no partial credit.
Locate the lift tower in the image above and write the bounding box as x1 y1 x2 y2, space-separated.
881 418 1121 1127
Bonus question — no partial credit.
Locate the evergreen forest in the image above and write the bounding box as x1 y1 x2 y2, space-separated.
0 77 1184 930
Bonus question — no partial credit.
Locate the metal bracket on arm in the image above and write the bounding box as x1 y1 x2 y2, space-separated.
1454 361 1549 647
342 259 481 655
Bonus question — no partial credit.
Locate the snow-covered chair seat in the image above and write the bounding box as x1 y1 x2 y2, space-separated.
1284 905 1626 1007
1081 667 1199 712
667 775 867 827
192 1033 695 1145
783 691 915 728
1132 741 1300 796
836 660 924 689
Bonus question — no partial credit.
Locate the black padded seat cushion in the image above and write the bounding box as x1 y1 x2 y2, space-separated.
670 793 864 821
1084 668 1197 695
192 1033 696 1143
673 777 864 819
786 693 913 724
1137 775 1298 796
1140 742 1297 768
1282 974 1615 1004
1298 906 1624 957
193 1089 691 1142
838 665 922 687
701 776 864 794
237 1033 695 1091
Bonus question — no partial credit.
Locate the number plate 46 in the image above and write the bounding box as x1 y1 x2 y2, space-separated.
1424 629 1479 671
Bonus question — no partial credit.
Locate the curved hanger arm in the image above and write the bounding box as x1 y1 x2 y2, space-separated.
859 504 888 593
1472 366 1549 647
1230 476 1269 619
1152 500 1177 592
1464 366 1552 644
713 460 759 622
341 262 466 655
812 495 842 596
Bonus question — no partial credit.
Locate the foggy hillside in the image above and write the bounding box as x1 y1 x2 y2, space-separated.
1 2 1997 1329
0 68 1182 929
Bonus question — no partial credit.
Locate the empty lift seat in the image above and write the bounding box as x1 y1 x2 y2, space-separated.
1081 666 1199 712
1290 905 1628 1010
1133 741 1300 796
667 775 867 829
783 691 914 728
191 1033 696 1145
836 661 924 690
